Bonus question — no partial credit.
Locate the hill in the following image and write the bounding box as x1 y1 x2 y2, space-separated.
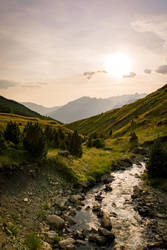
48 93 146 123
66 84 167 143
0 95 55 121
22 102 59 116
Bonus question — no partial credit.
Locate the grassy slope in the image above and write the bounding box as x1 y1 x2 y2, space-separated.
0 113 70 168
66 84 167 144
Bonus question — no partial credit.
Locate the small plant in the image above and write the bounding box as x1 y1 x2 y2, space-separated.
7 223 19 236
25 233 42 250
53 233 60 244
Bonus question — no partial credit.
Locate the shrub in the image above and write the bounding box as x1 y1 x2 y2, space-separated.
129 132 138 149
23 122 47 159
4 121 20 145
146 139 167 178
87 137 105 149
25 233 42 250
92 138 105 148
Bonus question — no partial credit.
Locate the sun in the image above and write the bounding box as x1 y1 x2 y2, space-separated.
105 53 132 78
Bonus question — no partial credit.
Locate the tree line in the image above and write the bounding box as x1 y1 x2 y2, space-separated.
0 121 82 159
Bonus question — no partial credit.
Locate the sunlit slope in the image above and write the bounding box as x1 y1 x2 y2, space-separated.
67 84 167 143
0 113 67 132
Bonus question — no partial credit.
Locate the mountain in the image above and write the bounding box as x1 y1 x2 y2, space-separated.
22 102 59 116
66 84 167 141
48 93 146 123
0 95 54 120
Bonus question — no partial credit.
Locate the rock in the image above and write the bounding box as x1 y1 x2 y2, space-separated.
88 233 106 246
73 230 85 240
23 198 28 202
95 194 103 202
132 146 147 155
98 227 115 241
47 215 65 229
101 212 112 230
42 241 52 250
104 184 113 192
58 150 69 157
59 238 75 249
101 175 114 184
54 198 67 209
70 195 82 203
47 230 58 239
64 215 76 225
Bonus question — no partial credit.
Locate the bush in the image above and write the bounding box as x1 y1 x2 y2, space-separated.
4 121 20 145
92 138 105 148
23 122 47 159
25 233 42 250
146 139 167 178
87 137 105 149
129 132 138 149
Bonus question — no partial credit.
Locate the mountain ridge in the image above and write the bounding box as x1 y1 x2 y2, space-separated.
48 93 146 123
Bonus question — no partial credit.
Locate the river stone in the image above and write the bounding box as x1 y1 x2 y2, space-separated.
101 175 114 184
64 215 76 225
98 227 115 241
42 241 52 250
101 212 112 230
47 215 65 229
47 231 58 239
88 233 106 246
70 195 82 203
59 238 75 249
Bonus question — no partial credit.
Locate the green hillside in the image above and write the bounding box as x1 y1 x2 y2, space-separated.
66 84 167 144
0 95 56 121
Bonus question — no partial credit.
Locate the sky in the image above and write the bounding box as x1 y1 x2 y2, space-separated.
0 0 167 106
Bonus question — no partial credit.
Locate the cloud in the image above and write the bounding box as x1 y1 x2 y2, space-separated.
144 69 152 74
123 72 136 78
83 70 107 79
155 65 167 74
0 79 19 89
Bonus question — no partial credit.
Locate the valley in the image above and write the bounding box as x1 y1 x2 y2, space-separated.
0 84 167 249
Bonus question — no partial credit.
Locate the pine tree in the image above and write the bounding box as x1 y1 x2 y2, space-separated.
23 122 47 158
68 130 82 157
4 121 20 145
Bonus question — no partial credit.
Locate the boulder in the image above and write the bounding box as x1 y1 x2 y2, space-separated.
59 238 75 249
42 241 52 250
88 233 106 246
101 175 114 184
47 215 65 229
101 212 112 230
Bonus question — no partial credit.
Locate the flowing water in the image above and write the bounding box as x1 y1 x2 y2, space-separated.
71 162 148 249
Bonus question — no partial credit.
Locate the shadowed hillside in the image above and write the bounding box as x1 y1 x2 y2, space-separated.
0 96 56 121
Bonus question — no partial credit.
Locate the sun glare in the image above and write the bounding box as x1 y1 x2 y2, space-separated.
105 53 132 78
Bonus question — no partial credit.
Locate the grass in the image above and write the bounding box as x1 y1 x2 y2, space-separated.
25 233 42 250
47 140 132 186
142 172 167 193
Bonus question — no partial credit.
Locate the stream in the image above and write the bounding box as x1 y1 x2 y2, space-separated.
71 162 149 249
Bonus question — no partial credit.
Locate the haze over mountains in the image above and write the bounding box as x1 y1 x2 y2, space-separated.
23 93 146 123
